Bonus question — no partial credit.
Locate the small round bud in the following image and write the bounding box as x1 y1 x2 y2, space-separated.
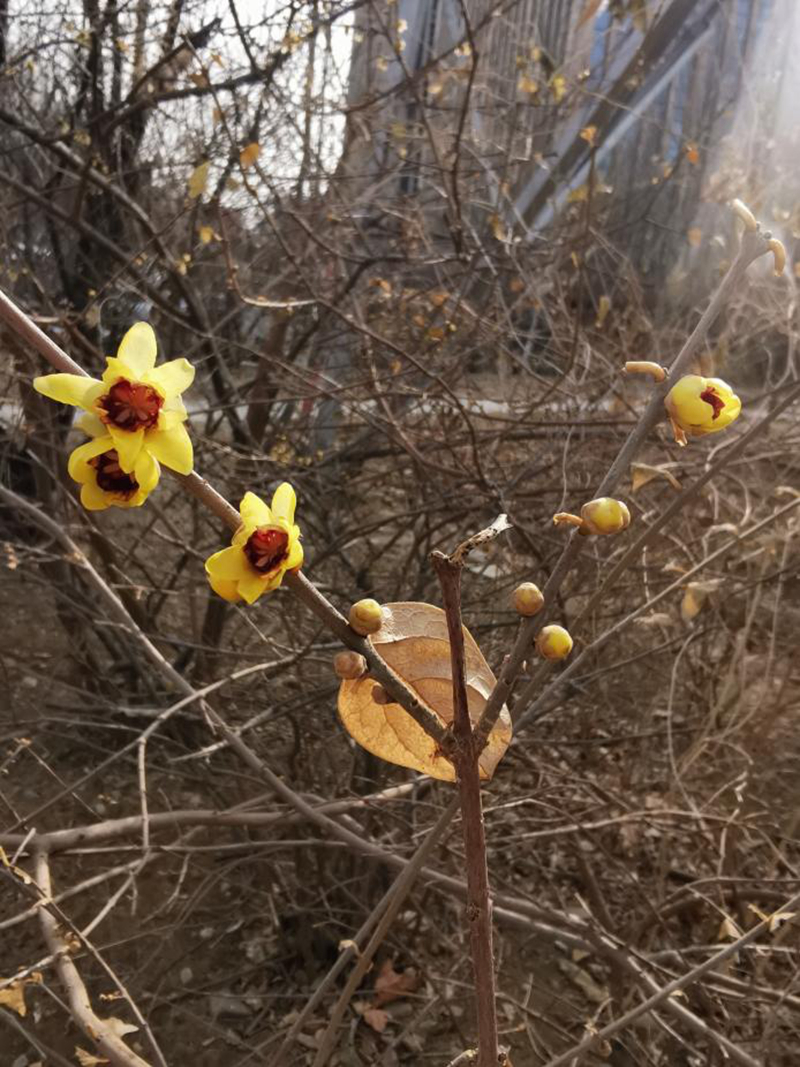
371 683 391 705
349 598 384 636
580 497 631 536
664 375 741 441
513 582 545 616
536 625 573 661
333 651 367 680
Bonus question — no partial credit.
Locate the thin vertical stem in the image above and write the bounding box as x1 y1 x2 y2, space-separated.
432 551 499 1067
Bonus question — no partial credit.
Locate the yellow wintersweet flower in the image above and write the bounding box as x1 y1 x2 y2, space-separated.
68 440 159 511
205 484 303 604
34 322 194 476
664 375 741 446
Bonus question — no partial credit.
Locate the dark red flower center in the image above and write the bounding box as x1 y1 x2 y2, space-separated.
700 387 725 420
244 526 290 574
90 450 139 498
100 379 163 431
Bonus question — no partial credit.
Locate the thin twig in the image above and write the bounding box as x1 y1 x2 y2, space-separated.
432 544 500 1067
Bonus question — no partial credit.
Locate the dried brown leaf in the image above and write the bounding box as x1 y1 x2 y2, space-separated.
374 959 418 1006
338 604 512 781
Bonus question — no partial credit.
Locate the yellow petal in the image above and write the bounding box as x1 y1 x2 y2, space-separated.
145 358 195 399
134 449 160 495
68 436 114 483
159 396 188 430
34 374 104 410
205 545 250 582
80 482 112 511
108 425 145 472
238 571 269 604
239 491 272 528
117 322 157 376
271 482 297 525
77 412 108 438
102 357 136 387
207 574 242 602
143 423 193 474
285 538 304 571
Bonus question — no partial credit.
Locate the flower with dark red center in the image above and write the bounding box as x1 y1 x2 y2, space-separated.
99 380 163 432
699 386 725 420
68 441 159 511
205 485 303 604
244 527 290 574
664 374 741 446
34 322 195 485
90 451 139 498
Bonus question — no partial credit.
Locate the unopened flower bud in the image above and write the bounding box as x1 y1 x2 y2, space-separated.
349 598 384 636
371 683 391 705
623 361 666 381
731 198 757 232
536 625 573 661
664 374 741 445
581 497 631 536
333 651 367 680
768 237 786 276
513 582 545 616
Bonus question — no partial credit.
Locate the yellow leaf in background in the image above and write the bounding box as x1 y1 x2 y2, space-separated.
390 122 406 139
239 142 261 169
369 277 392 294
681 587 702 622
686 142 700 165
595 294 611 328
428 291 449 307
0 972 42 1017
375 55 388 71
212 106 224 125
517 75 539 95
189 72 209 89
570 251 581 269
549 74 567 102
187 161 210 199
75 1049 110 1066
567 184 588 203
630 463 681 493
687 227 703 248
427 326 445 341
580 125 597 146
198 226 215 244
509 277 525 293
337 603 512 782
490 214 507 242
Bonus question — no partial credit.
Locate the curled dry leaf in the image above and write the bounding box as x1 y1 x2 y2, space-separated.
374 958 419 1007
360 1005 389 1033
630 462 681 492
0 971 42 1016
75 1049 110 1066
338 603 511 782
